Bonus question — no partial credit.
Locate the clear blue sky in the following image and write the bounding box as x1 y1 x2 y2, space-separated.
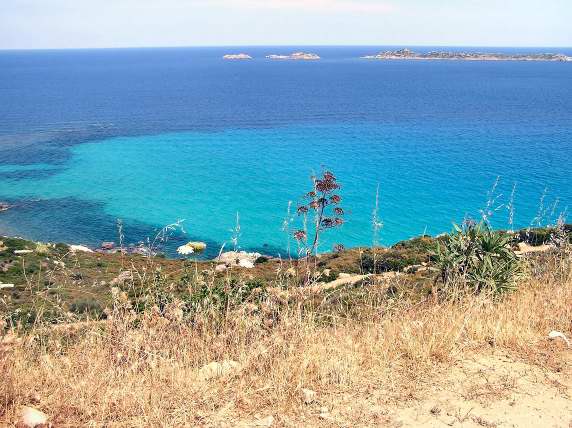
1 0 571 49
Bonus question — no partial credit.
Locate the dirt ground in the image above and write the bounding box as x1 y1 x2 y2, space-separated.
389 351 572 427
224 350 572 428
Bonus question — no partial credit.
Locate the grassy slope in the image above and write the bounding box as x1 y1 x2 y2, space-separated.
0 234 441 326
1 229 571 426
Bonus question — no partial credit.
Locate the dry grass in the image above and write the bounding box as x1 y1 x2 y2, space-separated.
1 253 571 427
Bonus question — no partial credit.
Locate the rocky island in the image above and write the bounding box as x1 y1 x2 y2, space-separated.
222 53 253 60
362 48 572 62
266 52 320 60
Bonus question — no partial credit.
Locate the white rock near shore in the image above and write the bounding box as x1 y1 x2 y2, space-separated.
70 244 94 253
216 250 262 268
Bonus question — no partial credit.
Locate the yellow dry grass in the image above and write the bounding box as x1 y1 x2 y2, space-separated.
1 254 571 427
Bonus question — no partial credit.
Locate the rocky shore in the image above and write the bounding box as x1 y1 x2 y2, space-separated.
362 48 572 62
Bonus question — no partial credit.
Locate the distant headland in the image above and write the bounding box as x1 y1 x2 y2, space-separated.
361 48 572 62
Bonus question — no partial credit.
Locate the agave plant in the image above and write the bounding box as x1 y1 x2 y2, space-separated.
435 221 522 295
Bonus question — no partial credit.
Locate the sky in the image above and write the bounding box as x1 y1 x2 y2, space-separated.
1 0 571 49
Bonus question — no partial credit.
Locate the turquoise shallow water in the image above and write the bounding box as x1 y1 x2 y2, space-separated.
1 123 571 257
1 47 571 257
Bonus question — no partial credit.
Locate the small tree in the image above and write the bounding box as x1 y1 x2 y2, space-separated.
294 171 344 256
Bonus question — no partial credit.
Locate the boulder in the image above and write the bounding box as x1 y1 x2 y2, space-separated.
301 388 316 404
515 242 552 256
17 406 49 428
110 271 133 286
216 251 262 269
70 245 93 253
215 264 228 272
101 242 115 250
548 331 571 347
238 259 255 269
198 360 241 380
177 241 207 256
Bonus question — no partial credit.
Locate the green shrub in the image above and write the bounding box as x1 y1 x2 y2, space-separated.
435 222 522 295
518 227 554 245
187 279 266 314
69 299 104 317
516 224 572 246
361 251 412 272
361 237 435 273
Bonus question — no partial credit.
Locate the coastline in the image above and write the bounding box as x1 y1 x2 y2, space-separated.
1 223 569 262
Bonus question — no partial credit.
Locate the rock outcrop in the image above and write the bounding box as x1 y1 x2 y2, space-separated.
216 251 263 268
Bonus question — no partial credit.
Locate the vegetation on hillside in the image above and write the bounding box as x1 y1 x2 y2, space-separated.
1 225 571 426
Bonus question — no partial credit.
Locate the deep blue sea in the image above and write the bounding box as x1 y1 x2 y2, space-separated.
0 46 571 257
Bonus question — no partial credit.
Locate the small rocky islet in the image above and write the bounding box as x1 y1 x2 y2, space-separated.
222 53 253 60
223 52 321 60
265 52 321 60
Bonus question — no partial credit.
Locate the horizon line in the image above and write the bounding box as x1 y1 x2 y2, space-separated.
1 43 572 52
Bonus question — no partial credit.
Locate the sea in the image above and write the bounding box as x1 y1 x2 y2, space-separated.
0 46 571 258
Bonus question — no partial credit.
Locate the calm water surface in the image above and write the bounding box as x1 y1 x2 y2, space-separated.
1 46 571 257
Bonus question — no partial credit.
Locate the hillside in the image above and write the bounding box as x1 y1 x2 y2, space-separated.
1 225 571 427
